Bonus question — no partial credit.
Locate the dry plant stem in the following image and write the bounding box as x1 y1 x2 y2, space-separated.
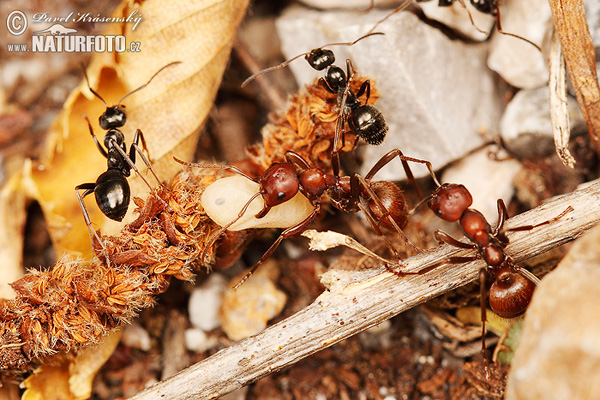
549 29 576 168
129 181 600 400
548 0 600 154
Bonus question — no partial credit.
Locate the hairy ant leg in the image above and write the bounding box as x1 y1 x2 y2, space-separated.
233 204 322 289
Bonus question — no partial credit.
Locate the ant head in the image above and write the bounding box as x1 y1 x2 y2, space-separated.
104 128 125 149
470 0 495 14
488 269 535 318
306 48 335 71
428 183 473 222
99 105 127 130
261 163 300 207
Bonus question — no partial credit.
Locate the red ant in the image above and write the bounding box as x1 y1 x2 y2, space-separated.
176 148 430 288
398 162 572 371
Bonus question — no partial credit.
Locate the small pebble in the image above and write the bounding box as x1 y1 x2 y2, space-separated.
184 328 219 352
121 322 151 351
220 260 287 341
441 146 521 223
188 273 228 332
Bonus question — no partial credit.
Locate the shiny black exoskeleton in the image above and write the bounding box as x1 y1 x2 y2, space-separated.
76 62 178 237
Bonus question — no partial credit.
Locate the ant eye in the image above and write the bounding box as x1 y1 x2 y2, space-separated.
277 192 286 201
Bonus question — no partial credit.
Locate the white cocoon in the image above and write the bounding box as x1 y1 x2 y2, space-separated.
201 175 315 231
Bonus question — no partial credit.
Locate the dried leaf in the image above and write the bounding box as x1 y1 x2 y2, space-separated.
28 0 250 257
301 229 393 265
21 329 122 400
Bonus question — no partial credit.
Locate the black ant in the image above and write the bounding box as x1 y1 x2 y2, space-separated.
176 147 429 288
242 32 389 176
396 162 572 372
76 62 180 249
371 0 541 51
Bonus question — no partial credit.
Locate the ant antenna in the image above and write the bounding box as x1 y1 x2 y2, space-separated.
116 61 182 105
82 64 109 107
241 32 385 87
493 6 541 52
364 0 413 36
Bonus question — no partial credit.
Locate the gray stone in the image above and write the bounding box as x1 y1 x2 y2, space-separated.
419 0 495 41
276 6 504 180
441 146 520 222
500 86 586 159
506 223 600 400
488 0 552 89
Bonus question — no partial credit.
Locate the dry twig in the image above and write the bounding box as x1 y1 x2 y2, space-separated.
129 181 600 400
548 0 600 154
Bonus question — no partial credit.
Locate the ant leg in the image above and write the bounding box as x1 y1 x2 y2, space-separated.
494 6 542 52
353 174 422 256
479 268 491 379
75 184 108 255
200 191 263 265
455 0 489 35
84 116 108 158
173 157 259 183
365 148 441 199
331 60 357 177
497 198 574 235
284 150 311 170
233 204 321 289
434 230 478 249
355 80 371 102
109 137 169 209
131 129 163 187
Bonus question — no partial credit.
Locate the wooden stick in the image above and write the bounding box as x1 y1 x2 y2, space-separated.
548 0 600 154
129 181 600 400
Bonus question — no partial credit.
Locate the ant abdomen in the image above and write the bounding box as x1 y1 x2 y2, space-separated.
94 169 130 221
350 105 388 145
368 181 409 231
488 270 536 318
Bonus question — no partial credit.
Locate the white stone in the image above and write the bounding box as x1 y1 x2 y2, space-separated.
276 6 503 180
201 175 315 231
184 328 219 352
440 146 521 222
506 224 600 400
188 273 228 332
500 86 586 158
488 0 552 89
121 322 151 351
419 0 495 41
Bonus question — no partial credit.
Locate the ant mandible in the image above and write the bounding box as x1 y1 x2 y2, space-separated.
397 161 572 371
242 32 389 174
176 147 429 288
76 61 180 248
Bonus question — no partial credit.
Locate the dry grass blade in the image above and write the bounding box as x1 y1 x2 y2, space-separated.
548 30 576 168
128 182 600 400
548 0 600 155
